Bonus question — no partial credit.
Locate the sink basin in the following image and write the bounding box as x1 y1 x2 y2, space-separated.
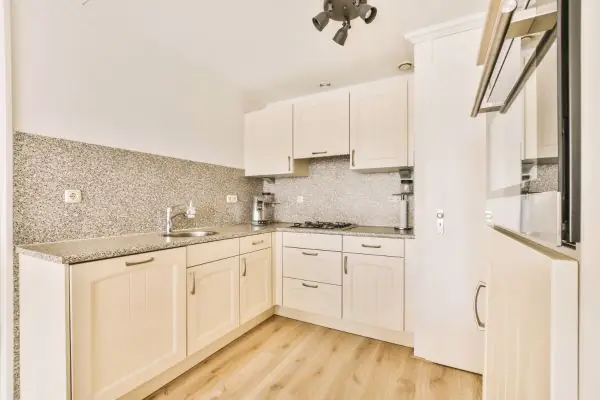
162 231 218 238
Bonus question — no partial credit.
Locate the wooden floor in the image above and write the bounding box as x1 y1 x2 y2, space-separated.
147 316 482 400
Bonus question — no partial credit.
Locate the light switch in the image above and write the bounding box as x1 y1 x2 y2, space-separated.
64 190 82 204
226 195 238 204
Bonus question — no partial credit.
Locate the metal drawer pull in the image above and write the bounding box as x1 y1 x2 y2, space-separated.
312 151 328 155
343 256 348 275
288 156 291 171
351 149 356 167
302 282 319 289
252 240 265 246
474 281 487 330
125 257 155 267
190 272 196 295
301 251 319 256
242 258 247 277
361 244 382 249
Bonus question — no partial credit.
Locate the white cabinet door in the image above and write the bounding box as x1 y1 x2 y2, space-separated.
350 76 409 171
293 90 350 159
342 253 404 331
71 248 186 400
245 103 306 177
240 248 273 324
187 256 240 356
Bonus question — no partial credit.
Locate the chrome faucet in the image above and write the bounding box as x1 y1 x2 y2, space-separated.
166 201 197 234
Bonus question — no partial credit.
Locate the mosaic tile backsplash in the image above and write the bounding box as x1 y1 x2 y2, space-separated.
12 131 263 397
263 156 413 227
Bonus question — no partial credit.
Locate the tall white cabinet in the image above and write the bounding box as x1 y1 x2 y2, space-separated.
407 19 488 374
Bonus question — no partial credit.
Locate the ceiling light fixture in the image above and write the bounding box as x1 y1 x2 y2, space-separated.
312 0 378 46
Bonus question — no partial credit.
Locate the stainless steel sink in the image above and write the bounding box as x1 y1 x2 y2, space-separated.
162 230 218 238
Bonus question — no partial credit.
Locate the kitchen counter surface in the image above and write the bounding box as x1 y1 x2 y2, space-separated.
16 223 414 265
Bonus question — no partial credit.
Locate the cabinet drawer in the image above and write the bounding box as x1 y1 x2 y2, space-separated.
283 232 342 252
283 247 342 285
343 236 404 257
240 233 271 254
282 278 341 318
187 239 239 267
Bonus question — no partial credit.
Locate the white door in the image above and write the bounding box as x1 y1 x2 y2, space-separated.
293 90 350 159
350 76 409 171
342 253 404 331
70 248 187 400
240 249 273 324
244 103 294 176
413 28 487 374
187 256 240 356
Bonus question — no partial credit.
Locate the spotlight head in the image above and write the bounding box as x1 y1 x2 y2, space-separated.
313 11 330 32
333 24 349 46
358 4 377 24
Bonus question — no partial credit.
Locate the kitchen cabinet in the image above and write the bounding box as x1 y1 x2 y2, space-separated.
522 40 558 160
70 248 187 400
342 253 404 331
350 76 410 171
282 278 342 318
186 256 240 356
244 103 308 177
240 248 273 324
409 23 487 374
293 89 350 159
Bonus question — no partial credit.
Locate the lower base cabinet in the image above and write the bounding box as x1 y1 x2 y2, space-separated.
187 256 240 356
282 277 342 318
342 253 405 331
240 249 273 324
70 248 187 400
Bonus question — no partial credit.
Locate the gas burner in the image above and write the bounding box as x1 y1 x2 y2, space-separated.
290 221 357 230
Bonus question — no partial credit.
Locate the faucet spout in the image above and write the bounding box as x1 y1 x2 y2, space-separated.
166 201 197 234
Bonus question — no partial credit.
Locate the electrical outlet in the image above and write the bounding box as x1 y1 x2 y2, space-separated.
296 196 304 204
64 189 82 204
226 195 238 204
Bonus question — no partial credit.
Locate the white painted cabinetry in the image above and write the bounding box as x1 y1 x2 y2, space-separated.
70 248 187 400
244 103 308 177
350 76 410 171
342 253 404 331
186 256 240 356
293 89 350 159
240 248 273 324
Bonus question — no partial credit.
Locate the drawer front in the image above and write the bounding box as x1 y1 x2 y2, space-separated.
283 247 342 285
240 233 272 254
187 239 239 267
283 232 342 252
282 278 341 318
343 236 404 257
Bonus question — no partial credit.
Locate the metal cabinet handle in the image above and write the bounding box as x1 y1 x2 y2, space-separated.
361 244 382 249
288 156 291 171
302 282 319 289
343 255 348 275
252 240 264 246
301 251 319 256
190 271 196 295
242 258 247 277
474 281 487 330
312 151 328 155
351 149 356 167
125 257 155 267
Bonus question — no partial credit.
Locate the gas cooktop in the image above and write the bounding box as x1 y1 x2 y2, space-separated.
290 221 357 230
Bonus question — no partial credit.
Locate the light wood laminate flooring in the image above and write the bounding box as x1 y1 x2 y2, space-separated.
147 316 482 400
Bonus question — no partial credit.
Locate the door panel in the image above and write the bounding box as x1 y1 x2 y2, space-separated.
240 249 273 324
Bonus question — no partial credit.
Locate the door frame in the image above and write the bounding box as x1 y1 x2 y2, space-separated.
0 0 12 398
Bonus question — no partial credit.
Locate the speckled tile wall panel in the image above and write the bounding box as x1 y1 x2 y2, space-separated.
528 163 559 193
263 156 414 227
12 132 262 398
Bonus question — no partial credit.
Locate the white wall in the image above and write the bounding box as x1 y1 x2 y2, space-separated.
579 0 600 398
11 1 245 169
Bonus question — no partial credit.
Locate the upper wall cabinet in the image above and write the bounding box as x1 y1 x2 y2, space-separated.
350 76 411 172
244 103 308 177
293 90 350 159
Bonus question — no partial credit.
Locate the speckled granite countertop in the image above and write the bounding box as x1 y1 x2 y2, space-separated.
16 223 414 265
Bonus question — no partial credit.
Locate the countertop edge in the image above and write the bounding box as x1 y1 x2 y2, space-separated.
16 226 415 265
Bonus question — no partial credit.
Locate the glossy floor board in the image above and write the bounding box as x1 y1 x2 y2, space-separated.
147 316 482 400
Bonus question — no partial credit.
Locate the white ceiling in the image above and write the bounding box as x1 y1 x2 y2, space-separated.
50 0 486 107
